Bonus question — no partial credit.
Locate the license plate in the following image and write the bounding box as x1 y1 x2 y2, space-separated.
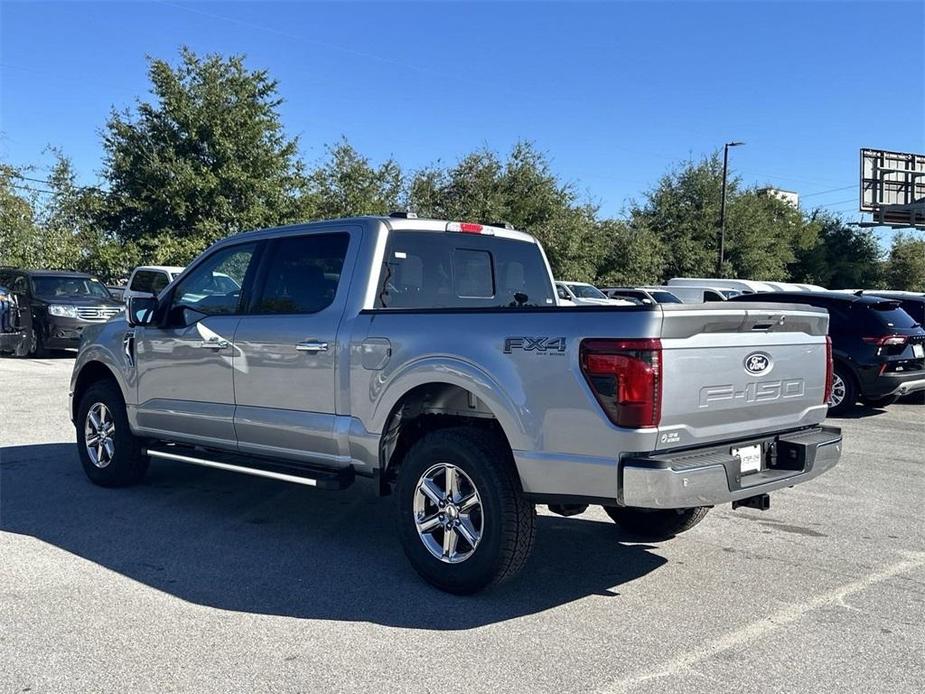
913 343 924 359
733 444 762 474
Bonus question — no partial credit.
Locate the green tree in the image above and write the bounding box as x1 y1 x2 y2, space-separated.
100 47 307 264
408 142 608 280
724 191 817 281
884 232 925 291
594 220 666 286
791 212 882 289
305 140 402 218
0 165 41 269
630 153 727 279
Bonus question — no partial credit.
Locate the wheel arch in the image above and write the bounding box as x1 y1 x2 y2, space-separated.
72 360 123 421
375 375 528 495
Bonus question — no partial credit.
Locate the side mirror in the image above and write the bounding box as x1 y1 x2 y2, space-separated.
127 296 158 327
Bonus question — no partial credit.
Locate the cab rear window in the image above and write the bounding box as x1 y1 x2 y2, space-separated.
375 231 555 309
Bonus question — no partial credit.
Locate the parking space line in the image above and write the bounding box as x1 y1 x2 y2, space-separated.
599 551 925 694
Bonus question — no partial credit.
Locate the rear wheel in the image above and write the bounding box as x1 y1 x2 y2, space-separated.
827 365 857 415
604 506 710 541
396 427 535 594
76 381 149 487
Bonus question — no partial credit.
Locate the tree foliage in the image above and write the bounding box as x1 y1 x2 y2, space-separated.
884 232 925 291
790 212 882 289
100 47 306 264
306 140 402 219
4 47 920 293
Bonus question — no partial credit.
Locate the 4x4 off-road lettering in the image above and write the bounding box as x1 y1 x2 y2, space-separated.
504 337 567 354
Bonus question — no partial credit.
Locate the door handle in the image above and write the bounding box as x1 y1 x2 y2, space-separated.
198 338 230 350
296 341 329 353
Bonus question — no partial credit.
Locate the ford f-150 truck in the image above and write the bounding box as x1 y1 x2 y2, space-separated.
70 215 842 593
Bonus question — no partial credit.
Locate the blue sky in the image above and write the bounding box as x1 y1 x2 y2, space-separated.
2 0 923 229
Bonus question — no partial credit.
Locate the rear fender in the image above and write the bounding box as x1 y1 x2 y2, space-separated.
370 356 533 452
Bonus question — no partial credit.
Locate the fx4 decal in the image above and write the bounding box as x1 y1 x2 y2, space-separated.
504 337 567 354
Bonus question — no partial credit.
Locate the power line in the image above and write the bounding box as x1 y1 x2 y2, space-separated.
8 182 55 195
800 185 856 199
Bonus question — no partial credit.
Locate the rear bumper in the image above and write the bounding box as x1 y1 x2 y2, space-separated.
620 425 842 509
855 363 925 398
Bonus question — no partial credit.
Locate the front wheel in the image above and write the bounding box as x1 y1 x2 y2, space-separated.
604 506 710 541
396 427 535 594
76 381 149 487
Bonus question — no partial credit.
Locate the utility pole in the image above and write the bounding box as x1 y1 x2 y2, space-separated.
718 141 745 275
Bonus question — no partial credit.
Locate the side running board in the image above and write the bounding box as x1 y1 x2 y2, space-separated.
143 446 354 490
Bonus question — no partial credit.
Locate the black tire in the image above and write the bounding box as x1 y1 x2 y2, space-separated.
27 328 48 358
604 506 710 541
827 364 857 416
860 394 900 408
396 427 535 594
76 380 149 487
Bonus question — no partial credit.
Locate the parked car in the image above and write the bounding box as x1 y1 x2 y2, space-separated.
669 277 828 294
555 281 631 306
730 291 925 413
122 265 185 303
0 269 124 356
0 283 27 356
665 285 729 303
71 215 841 594
106 285 126 303
601 287 683 305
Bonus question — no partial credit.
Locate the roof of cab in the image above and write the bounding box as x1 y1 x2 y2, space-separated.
228 216 538 245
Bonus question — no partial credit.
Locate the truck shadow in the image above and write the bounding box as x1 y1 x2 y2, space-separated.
0 443 666 630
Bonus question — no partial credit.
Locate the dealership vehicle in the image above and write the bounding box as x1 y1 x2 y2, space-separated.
0 269 123 356
555 281 630 306
602 287 683 305
0 283 27 355
122 265 185 303
665 285 730 303
70 215 842 593
731 291 925 413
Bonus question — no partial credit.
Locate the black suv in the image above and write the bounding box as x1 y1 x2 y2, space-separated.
730 291 925 414
0 269 123 356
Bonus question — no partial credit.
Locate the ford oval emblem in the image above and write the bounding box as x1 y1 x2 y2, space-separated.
744 352 772 375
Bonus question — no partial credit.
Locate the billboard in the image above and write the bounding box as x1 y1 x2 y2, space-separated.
860 148 925 228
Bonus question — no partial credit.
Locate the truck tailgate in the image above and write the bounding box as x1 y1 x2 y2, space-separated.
656 303 830 450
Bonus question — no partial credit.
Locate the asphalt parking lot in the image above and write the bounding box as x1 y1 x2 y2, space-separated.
1 355 923 693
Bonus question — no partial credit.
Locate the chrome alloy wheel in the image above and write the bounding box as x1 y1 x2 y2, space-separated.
829 372 846 408
413 463 483 564
84 402 116 468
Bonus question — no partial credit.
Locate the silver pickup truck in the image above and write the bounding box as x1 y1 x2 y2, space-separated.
70 215 842 593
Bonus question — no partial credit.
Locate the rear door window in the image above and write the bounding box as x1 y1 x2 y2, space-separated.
253 233 349 314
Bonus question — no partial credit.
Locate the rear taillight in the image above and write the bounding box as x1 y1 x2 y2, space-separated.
823 336 833 404
580 338 662 428
862 335 907 346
